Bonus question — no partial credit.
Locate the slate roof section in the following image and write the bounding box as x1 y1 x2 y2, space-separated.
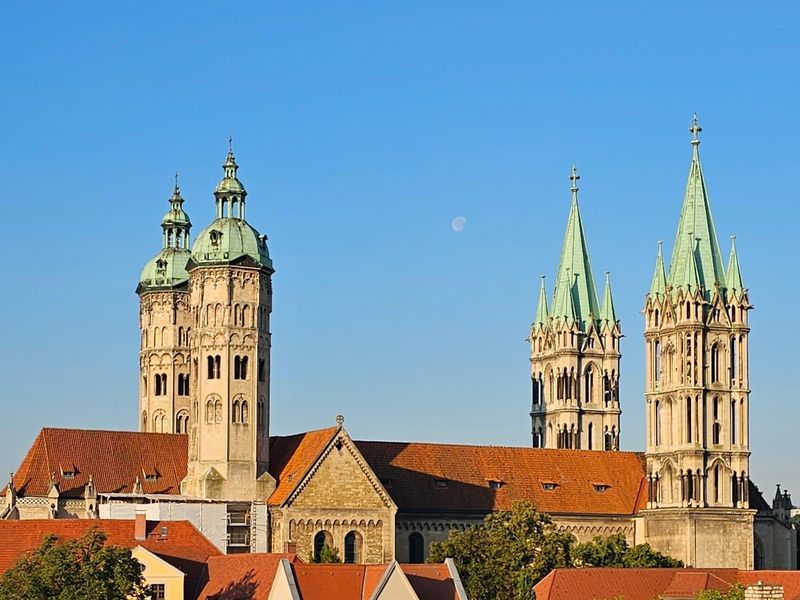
4 428 188 498
196 553 301 600
0 519 220 599
355 441 648 516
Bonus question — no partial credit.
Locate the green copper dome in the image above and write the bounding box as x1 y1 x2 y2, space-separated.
137 179 193 294
138 247 191 293
190 217 272 269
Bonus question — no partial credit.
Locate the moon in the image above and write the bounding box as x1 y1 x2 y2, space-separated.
451 216 467 232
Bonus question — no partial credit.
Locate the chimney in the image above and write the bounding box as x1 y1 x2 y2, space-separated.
134 510 147 542
283 541 297 554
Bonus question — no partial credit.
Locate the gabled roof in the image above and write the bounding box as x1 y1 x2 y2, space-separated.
726 235 745 294
5 428 187 498
0 519 220 598
267 426 340 506
598 272 617 328
649 241 667 298
196 553 301 600
355 441 647 516
285 562 461 600
666 116 727 294
532 275 549 329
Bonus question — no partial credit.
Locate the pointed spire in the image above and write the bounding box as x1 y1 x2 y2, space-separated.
533 276 549 328
551 164 601 331
552 268 577 325
667 114 727 295
678 234 702 292
650 241 667 297
214 140 247 218
726 235 745 293
161 174 191 250
600 272 617 326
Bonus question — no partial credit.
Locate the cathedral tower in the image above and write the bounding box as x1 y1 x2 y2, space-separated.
642 116 753 568
181 146 276 501
530 166 622 450
137 178 193 434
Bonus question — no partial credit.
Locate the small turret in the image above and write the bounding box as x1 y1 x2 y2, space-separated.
649 241 667 298
727 235 745 294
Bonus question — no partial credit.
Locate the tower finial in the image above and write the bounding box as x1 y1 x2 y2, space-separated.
228 136 233 153
570 164 580 194
174 171 179 193
690 113 702 146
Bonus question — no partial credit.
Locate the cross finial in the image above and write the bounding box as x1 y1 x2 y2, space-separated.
689 113 702 145
228 136 233 152
174 171 179 191
569 164 580 193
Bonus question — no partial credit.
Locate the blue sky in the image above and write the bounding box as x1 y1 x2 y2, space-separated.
1 3 798 497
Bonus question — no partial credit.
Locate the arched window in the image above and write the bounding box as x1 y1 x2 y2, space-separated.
653 340 661 385
604 429 613 451
731 400 737 445
654 400 661 447
241 356 248 379
584 366 594 404
587 422 593 450
207 356 215 379
257 398 265 427
242 305 251 327
258 359 266 382
241 401 249 424
232 400 240 423
686 397 693 443
712 397 721 445
409 532 424 564
730 336 738 382
654 309 660 326
710 344 720 383
178 326 184 346
713 464 721 504
344 531 362 564
313 531 333 562
206 400 215 424
176 410 189 434
141 411 147 431
215 400 223 423
215 355 221 379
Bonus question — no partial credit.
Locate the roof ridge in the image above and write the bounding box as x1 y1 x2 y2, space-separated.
354 438 642 456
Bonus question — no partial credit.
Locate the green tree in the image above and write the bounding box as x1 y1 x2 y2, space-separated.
572 533 683 568
0 528 147 600
428 502 573 600
696 583 745 600
309 543 342 564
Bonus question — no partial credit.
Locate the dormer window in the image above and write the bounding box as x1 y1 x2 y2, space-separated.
210 230 222 246
593 483 611 493
156 259 167 273
60 465 77 479
541 481 558 491
488 479 504 490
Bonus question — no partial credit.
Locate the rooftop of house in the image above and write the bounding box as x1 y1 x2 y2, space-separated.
196 553 301 600
534 568 800 600
0 519 220 598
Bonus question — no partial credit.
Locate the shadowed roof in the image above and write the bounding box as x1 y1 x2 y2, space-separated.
355 441 648 515
267 426 340 506
197 553 301 600
0 519 219 598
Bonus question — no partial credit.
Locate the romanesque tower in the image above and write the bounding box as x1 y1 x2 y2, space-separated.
530 166 622 450
642 115 753 568
181 146 276 501
137 178 193 434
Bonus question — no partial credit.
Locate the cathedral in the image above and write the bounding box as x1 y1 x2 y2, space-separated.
1 118 795 570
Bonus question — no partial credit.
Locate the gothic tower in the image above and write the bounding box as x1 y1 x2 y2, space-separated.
137 178 193 435
181 146 276 501
642 115 753 568
530 166 622 451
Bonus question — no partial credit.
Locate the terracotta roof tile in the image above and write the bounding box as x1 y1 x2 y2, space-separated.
5 428 187 498
355 441 648 515
738 571 800 600
290 564 369 600
533 568 758 600
196 553 301 600
0 519 219 598
401 564 459 600
267 427 339 505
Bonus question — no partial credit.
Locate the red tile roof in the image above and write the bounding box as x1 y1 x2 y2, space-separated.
0 519 220 598
355 441 648 515
5 428 187 498
401 564 460 600
288 563 459 600
196 553 301 600
267 427 339 506
532 568 800 600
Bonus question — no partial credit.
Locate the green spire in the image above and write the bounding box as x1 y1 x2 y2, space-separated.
600 271 617 326
533 275 549 328
214 139 247 219
649 241 667 297
726 235 745 293
161 173 191 249
677 234 702 292
550 165 601 330
666 114 727 294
